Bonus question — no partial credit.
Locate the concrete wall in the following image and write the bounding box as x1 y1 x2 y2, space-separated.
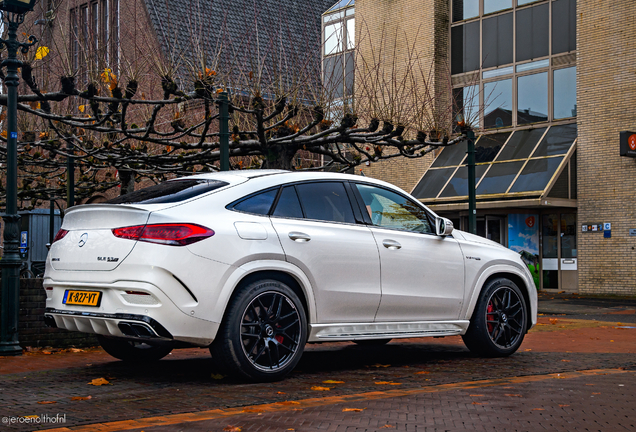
576 0 636 295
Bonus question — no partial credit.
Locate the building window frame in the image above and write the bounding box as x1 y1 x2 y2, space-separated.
450 0 576 130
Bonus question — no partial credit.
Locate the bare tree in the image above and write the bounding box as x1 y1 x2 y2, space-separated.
0 0 477 209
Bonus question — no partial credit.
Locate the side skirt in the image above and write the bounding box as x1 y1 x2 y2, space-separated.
307 320 470 342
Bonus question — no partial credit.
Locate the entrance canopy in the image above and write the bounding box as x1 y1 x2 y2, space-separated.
412 123 577 211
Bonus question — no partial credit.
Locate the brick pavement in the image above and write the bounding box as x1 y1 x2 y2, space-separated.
1 306 635 431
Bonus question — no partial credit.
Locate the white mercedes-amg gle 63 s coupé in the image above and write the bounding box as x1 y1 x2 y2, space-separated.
44 170 537 381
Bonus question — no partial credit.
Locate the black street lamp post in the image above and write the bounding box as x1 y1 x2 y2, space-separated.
0 0 38 356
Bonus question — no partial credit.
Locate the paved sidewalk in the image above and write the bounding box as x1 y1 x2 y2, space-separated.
1 293 635 432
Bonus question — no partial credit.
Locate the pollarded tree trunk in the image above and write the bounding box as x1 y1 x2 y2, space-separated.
118 170 136 196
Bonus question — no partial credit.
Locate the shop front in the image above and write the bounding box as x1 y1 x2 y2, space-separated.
412 123 577 291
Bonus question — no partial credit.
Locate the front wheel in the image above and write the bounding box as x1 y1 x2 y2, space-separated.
97 335 173 362
462 278 527 357
210 279 307 382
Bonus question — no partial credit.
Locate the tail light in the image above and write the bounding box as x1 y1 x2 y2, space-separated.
112 223 214 246
52 229 69 244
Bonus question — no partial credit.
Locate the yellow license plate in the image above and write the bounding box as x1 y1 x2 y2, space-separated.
63 290 102 307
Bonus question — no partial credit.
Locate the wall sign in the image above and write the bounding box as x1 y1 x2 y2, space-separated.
581 223 603 232
620 131 636 157
630 229 636 237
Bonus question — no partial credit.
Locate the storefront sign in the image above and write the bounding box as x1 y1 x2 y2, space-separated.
620 131 636 157
630 229 636 237
508 214 539 289
581 223 603 232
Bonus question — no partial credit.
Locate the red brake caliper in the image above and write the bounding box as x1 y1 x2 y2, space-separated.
275 335 284 344
486 303 495 333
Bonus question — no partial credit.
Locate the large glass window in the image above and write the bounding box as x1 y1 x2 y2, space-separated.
451 22 480 74
451 0 576 128
517 72 548 124
452 0 479 22
553 67 576 119
482 13 513 68
484 79 513 128
322 2 355 101
515 3 548 62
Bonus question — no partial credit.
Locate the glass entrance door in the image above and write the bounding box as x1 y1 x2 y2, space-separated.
541 213 577 290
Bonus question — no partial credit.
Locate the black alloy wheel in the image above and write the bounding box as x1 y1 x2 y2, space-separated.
462 277 528 357
484 286 526 349
240 291 303 372
211 279 307 382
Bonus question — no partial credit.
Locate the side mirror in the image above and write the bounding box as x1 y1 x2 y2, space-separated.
435 217 454 236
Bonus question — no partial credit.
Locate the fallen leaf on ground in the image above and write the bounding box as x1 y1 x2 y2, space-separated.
70 396 92 401
470 394 484 397
370 364 391 368
342 408 365 412
276 401 300 405
323 380 344 384
37 401 56 404
549 319 559 325
242 408 263 413
524 349 532 351
380 425 395 429
88 378 110 386
505 394 522 397
277 391 286 395
311 386 330 391
532 408 545 411
559 404 570 407
375 381 401 385
472 402 483 405
414 371 430 375
561 359 571 362
592 392 601 395
70 348 84 353
223 427 241 432
42 351 52 355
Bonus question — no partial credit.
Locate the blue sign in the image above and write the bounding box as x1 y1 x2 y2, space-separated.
10 132 17 139
604 230 611 238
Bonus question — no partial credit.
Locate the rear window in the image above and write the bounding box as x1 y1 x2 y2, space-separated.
107 180 228 205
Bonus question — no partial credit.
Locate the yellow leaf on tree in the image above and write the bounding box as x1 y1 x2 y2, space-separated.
1 131 7 138
109 75 118 92
101 68 112 83
78 105 85 113
35 46 50 60
88 378 110 386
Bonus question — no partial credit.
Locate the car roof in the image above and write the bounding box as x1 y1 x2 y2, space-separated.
186 170 406 193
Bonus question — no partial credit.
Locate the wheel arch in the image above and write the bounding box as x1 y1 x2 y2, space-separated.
463 265 537 332
211 261 316 330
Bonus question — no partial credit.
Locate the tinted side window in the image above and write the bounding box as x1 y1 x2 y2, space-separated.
295 182 355 224
355 184 432 234
272 186 304 219
232 189 278 215
107 180 228 204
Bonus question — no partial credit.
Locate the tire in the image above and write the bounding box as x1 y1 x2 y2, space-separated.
462 277 527 357
210 279 307 382
97 335 173 362
353 338 392 346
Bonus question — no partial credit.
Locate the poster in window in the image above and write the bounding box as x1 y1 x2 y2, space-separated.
508 214 539 289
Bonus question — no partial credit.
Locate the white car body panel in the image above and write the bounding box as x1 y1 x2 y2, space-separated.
43 170 537 353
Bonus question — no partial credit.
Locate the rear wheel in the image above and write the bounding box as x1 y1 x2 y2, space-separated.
210 279 307 382
462 278 527 357
97 335 173 362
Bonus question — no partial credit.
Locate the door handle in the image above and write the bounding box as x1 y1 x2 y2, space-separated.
289 232 311 242
382 239 402 250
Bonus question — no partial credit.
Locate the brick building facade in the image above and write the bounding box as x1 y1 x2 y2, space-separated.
345 0 636 294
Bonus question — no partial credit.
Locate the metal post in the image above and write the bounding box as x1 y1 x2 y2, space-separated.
0 11 37 356
218 92 230 171
66 142 74 207
466 129 477 235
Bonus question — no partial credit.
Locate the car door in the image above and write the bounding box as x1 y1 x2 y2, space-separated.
352 183 465 322
269 181 381 323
